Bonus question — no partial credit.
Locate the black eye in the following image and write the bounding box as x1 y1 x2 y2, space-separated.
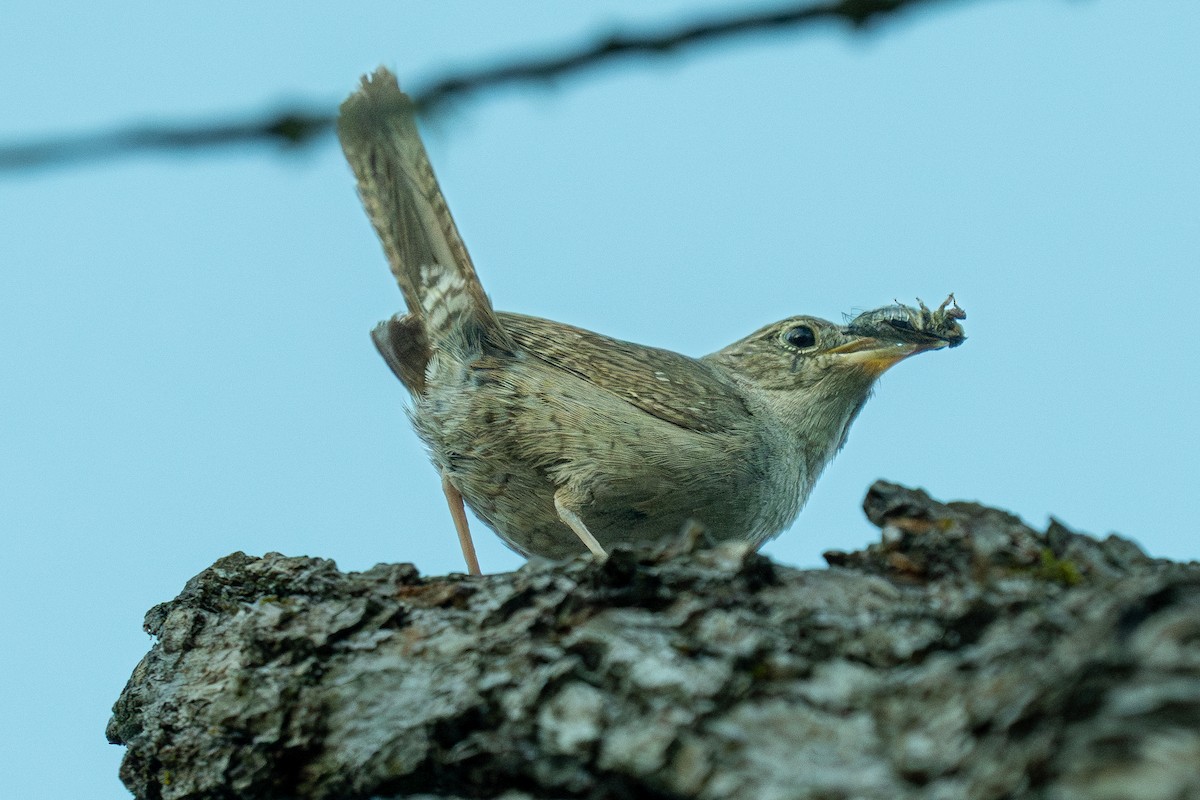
784 325 816 349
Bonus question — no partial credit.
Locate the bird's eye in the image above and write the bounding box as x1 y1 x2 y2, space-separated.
783 325 816 349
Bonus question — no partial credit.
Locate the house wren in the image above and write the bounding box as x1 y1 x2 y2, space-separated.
338 69 965 575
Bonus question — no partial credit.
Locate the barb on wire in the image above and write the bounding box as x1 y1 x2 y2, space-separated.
0 111 335 173
1 0 966 173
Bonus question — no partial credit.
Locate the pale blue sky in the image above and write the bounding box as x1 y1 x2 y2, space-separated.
2 2 1197 797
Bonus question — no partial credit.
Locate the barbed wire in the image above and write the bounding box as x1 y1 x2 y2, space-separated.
1 0 979 173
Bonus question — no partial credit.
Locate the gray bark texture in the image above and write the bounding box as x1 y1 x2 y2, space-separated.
108 481 1200 800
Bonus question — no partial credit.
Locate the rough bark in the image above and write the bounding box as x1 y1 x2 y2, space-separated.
108 481 1200 800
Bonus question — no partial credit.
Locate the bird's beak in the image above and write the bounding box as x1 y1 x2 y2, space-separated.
825 337 947 376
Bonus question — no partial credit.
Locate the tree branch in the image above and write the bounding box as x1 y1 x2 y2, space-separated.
2 0 978 173
108 482 1200 800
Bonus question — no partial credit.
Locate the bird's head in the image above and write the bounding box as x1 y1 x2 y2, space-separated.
702 296 965 456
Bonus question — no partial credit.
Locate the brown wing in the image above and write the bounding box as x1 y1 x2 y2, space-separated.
499 313 751 434
371 313 429 395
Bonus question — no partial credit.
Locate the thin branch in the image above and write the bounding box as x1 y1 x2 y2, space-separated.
0 0 974 173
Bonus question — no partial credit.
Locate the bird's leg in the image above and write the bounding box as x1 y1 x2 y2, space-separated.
553 489 608 560
441 474 481 576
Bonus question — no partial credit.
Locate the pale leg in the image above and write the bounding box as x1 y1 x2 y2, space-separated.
442 474 481 576
553 490 608 559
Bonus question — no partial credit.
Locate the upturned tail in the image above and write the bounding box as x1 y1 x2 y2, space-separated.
337 67 509 355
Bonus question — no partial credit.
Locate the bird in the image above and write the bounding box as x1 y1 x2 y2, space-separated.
337 68 965 576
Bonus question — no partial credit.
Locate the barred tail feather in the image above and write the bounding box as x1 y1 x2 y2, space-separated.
337 68 508 353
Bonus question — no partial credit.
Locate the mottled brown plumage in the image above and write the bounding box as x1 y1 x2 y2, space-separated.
338 68 965 574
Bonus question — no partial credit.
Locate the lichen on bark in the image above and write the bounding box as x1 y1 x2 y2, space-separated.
109 481 1200 800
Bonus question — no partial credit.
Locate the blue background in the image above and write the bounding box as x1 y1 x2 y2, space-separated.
2 2 1197 797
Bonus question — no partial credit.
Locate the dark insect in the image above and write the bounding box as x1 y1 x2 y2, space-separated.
846 294 966 348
